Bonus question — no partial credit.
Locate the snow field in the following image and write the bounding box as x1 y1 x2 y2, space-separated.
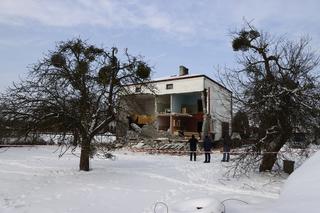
0 146 287 213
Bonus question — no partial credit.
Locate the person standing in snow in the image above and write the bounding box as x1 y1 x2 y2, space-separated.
188 134 198 161
203 135 213 163
221 134 231 162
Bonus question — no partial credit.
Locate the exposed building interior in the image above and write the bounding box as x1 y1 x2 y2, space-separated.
127 94 156 126
129 92 205 137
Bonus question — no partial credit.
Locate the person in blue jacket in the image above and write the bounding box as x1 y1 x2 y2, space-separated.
203 135 213 163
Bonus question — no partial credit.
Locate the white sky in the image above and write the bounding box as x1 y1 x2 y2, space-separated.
0 0 319 91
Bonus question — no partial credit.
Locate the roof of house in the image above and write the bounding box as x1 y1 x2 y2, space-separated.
150 74 232 94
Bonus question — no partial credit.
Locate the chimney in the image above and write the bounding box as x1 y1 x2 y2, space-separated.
179 65 189 76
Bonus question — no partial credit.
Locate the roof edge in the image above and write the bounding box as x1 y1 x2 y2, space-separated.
150 74 232 94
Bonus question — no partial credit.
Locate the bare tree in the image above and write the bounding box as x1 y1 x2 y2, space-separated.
224 24 320 173
1 38 152 171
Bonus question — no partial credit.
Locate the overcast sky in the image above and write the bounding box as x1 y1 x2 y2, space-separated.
0 0 319 91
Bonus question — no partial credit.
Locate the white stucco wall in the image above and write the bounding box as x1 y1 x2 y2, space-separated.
153 76 204 95
125 76 204 95
204 78 232 140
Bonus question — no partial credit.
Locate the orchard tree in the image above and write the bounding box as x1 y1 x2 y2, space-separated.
1 39 152 171
225 24 320 174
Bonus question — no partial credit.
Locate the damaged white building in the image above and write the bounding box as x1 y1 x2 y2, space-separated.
123 66 232 141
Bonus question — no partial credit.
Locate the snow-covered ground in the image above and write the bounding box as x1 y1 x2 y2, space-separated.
0 146 317 213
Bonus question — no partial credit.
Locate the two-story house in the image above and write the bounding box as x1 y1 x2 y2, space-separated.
123 66 232 140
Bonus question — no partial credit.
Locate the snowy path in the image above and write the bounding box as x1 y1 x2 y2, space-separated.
0 146 285 213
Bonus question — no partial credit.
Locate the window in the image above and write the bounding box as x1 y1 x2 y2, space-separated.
166 84 173 89
135 87 141 92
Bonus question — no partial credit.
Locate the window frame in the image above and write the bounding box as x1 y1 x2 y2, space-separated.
166 83 173 90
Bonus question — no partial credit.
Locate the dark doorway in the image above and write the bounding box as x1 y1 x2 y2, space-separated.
197 99 203 112
222 122 229 137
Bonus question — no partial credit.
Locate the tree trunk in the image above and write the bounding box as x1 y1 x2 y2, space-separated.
259 152 278 172
79 138 91 171
259 131 290 172
201 90 209 139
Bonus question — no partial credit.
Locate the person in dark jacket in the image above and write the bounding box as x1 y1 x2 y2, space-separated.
188 134 198 161
221 134 231 162
203 135 213 163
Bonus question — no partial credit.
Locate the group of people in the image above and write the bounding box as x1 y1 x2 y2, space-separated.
188 134 231 163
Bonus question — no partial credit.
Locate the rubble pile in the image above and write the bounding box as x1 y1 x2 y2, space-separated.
120 124 189 154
